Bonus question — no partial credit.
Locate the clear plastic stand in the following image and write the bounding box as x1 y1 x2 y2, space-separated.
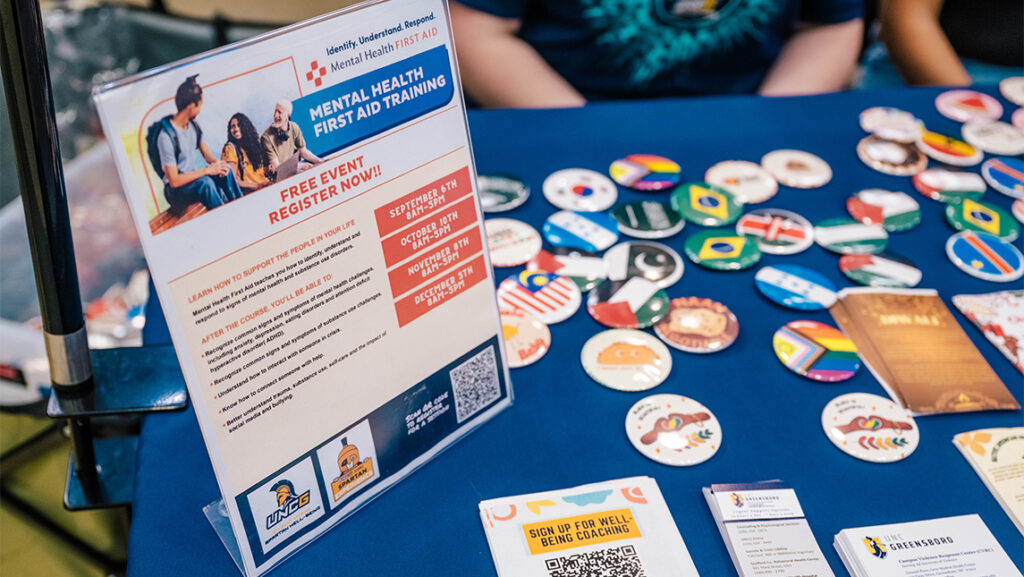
203 499 245 576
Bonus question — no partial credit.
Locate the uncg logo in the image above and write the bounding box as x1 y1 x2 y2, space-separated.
730 493 744 507
266 479 311 530
863 536 887 559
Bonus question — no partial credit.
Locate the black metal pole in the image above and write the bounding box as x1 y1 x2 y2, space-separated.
1 0 99 490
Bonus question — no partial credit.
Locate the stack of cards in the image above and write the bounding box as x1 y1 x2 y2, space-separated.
704 481 834 577
955 427 1024 535
479 477 699 577
834 515 1022 577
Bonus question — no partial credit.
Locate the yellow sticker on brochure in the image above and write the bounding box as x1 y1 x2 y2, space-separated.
521 508 641 555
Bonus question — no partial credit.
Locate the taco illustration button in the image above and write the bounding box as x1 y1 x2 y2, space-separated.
912 168 987 203
542 168 618 212
916 130 983 167
856 135 927 176
1000 77 1024 106
981 157 1024 199
684 229 762 271
705 160 778 204
671 182 743 226
839 252 922 288
611 200 685 239
500 309 550 368
962 120 1024 156
760 149 832 189
822 393 919 463
581 329 672 392
496 270 582 324
478 174 529 213
935 89 1003 123
604 241 684 288
527 246 607 292
542 210 619 252
609 154 682 191
587 278 669 329
946 231 1024 283
654 297 739 353
485 219 542 267
1014 199 1024 223
814 218 888 254
946 198 1019 242
735 209 814 255
847 189 921 232
625 394 722 466
773 320 860 383
755 265 837 310
859 107 922 142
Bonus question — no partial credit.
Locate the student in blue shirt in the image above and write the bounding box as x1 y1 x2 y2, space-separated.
450 1 863 107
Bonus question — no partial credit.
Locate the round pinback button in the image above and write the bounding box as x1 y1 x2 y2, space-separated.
773 320 861 382
684 229 762 271
814 218 888 255
542 210 620 252
946 231 1024 283
945 198 1020 242
1014 108 1024 131
542 168 618 212
847 189 921 232
581 329 672 391
912 168 987 203
654 296 739 353
916 130 983 167
859 107 923 142
839 252 922 288
611 200 685 239
1001 77 1024 106
705 160 778 204
981 157 1024 199
625 394 722 466
962 120 1024 156
496 270 582 324
760 149 832 189
609 154 683 191
735 209 814 255
587 278 670 329
485 218 542 267
1014 199 1024 223
670 182 743 227
603 241 684 289
856 135 928 176
527 246 607 292
935 89 1003 123
478 174 529 213
754 265 837 311
822 392 919 463
500 309 550 368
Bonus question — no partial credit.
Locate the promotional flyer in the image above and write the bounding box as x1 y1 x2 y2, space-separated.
93 1 511 574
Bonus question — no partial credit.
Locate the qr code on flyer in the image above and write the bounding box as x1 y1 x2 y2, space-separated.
450 345 500 423
545 545 645 577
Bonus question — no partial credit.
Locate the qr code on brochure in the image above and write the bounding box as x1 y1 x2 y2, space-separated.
544 545 645 577
450 345 500 423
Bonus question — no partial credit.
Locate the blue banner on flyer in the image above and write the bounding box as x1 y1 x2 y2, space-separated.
293 45 454 157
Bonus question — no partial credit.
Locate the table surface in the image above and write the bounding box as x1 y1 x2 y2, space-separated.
133 86 1023 576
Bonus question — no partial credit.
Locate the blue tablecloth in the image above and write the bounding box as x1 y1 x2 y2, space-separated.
132 86 1023 576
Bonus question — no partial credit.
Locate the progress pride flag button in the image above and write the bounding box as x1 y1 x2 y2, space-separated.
374 166 472 237
380 195 478 267
394 254 488 327
387 228 483 298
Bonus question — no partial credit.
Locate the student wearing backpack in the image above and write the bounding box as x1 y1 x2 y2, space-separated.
222 113 270 192
149 75 243 213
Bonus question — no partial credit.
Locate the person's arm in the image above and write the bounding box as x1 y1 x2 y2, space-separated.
157 131 220 189
878 0 970 86
222 145 260 191
298 148 322 164
262 135 279 173
450 2 584 108
200 141 230 176
759 18 863 96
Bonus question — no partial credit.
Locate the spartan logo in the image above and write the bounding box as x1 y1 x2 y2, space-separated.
730 493 744 507
266 479 311 530
864 536 887 559
331 438 375 502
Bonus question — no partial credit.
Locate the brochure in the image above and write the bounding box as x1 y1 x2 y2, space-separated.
954 427 1024 536
952 290 1024 374
93 2 511 574
479 477 700 577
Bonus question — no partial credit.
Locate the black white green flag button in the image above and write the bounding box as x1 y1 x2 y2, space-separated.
704 160 778 204
670 182 743 226
735 209 814 255
611 200 685 239
603 241 684 288
846 189 921 232
485 219 542 267
478 174 529 213
912 168 987 203
542 168 618 212
814 218 888 254
945 198 1019 241
625 394 722 466
587 278 669 329
839 252 922 288
822 393 919 463
653 297 739 353
581 329 672 392
684 229 762 270
527 247 607 292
